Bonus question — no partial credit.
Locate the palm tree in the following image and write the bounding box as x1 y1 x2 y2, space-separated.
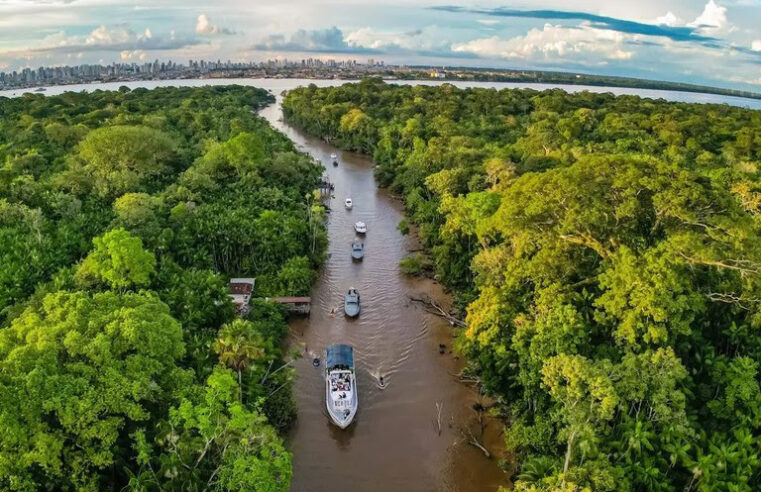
214 319 265 403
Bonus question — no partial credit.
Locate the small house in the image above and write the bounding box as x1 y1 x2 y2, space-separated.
229 278 255 316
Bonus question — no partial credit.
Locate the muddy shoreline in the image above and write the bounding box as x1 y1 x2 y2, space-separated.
259 97 507 492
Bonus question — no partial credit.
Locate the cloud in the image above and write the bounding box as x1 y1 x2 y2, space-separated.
253 27 378 53
0 24 201 59
452 23 634 64
195 14 233 35
477 19 500 26
655 12 682 27
431 5 717 42
752 40 761 52
688 0 729 34
120 50 147 61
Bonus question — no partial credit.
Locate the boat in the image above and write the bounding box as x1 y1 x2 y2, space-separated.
351 241 364 260
345 198 353 209
34 87 46 92
354 221 367 234
331 152 338 166
344 288 360 317
325 344 358 428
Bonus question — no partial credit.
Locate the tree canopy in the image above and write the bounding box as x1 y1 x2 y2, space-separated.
0 85 325 491
283 79 761 491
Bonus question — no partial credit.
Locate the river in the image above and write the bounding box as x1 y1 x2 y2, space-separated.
259 94 507 491
2 77 761 110
7 77 759 491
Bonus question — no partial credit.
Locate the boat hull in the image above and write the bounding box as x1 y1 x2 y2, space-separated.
325 344 358 429
344 303 360 317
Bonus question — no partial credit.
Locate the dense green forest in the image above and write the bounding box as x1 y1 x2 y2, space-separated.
0 86 326 491
283 79 761 491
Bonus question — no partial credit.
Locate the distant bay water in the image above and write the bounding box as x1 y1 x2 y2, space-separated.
2 77 760 110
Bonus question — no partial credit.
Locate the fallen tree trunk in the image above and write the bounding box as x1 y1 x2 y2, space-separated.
463 429 491 458
409 296 466 327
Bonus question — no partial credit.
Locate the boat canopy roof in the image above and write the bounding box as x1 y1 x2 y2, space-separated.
326 344 354 370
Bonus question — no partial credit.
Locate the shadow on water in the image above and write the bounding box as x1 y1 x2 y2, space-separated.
259 92 508 492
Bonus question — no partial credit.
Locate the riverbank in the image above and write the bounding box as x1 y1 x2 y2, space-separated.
259 95 508 491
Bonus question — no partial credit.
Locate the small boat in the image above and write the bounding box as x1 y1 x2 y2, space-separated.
354 221 367 234
331 152 338 166
351 241 364 260
344 288 360 317
325 344 358 428
345 198 353 209
34 87 46 92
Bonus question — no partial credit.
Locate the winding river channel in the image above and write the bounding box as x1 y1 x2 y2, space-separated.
259 95 507 492
6 78 760 491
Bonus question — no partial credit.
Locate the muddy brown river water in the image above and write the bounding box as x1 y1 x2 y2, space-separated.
259 97 507 492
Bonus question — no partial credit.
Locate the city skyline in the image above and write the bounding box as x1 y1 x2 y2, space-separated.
0 1 760 91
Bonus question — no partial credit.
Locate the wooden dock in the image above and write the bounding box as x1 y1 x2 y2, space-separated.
318 177 334 199
266 296 312 315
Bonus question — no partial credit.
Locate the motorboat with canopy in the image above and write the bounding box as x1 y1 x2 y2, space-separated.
351 241 364 260
325 344 358 428
344 288 360 317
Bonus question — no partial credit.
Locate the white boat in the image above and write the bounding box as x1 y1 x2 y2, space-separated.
325 344 358 429
354 221 367 234
345 198 353 209
330 152 338 160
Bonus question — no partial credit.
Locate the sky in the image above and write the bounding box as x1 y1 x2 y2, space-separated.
0 0 760 91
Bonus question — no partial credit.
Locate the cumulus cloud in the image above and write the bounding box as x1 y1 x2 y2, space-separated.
120 49 147 61
655 12 681 27
195 14 233 35
253 27 377 53
345 27 435 51
452 23 634 63
0 24 201 59
689 0 729 33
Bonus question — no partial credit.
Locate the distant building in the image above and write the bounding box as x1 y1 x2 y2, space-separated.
229 278 255 316
430 70 446 79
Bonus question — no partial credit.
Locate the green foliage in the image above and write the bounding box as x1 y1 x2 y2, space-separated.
277 255 314 296
0 290 189 491
399 252 432 276
283 80 761 490
0 86 324 491
130 367 292 492
74 125 175 198
75 227 157 290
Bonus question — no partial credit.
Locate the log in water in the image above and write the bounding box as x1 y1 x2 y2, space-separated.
259 96 507 492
